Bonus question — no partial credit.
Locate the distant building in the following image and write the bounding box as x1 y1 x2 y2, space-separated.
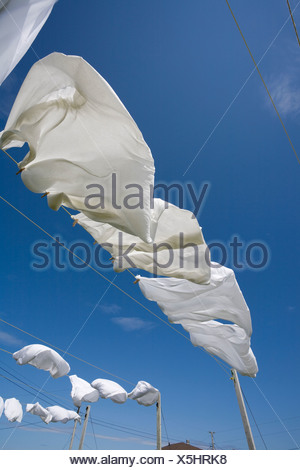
162 440 202 450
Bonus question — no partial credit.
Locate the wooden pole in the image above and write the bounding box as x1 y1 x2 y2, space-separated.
231 369 256 450
156 393 161 450
69 406 80 450
209 431 215 450
78 405 91 450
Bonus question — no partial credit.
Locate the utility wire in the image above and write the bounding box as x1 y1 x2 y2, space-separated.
0 365 70 409
161 406 170 445
0 184 232 377
0 323 134 386
0 348 12 356
241 386 268 449
0 352 179 446
225 0 300 165
0 372 159 444
251 378 300 449
287 0 300 46
0 373 67 410
89 412 98 450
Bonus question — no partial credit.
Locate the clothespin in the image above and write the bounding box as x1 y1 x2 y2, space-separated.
72 219 78 227
16 168 25 175
133 279 140 284
41 192 49 198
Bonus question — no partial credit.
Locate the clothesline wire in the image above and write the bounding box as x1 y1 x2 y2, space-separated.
0 148 18 165
62 209 132 283
1 345 276 450
0 369 196 447
0 322 134 386
61 206 141 282
0 366 167 444
0 369 149 442
225 0 300 165
0 191 190 342
0 348 12 356
0 334 210 445
0 178 232 377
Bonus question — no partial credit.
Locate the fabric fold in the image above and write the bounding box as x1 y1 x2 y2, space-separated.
137 263 252 335
91 379 128 404
13 344 70 378
69 374 100 407
0 52 155 243
128 381 160 406
4 398 23 423
0 0 57 85
72 199 210 284
45 405 81 424
26 402 52 424
137 266 258 377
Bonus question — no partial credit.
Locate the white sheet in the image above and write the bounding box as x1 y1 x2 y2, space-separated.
13 344 70 378
69 375 100 407
0 52 155 243
0 0 56 85
73 199 210 284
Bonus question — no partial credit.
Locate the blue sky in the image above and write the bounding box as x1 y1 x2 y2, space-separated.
0 0 299 450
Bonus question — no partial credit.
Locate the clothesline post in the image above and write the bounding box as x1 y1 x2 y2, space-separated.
78 405 91 450
156 393 161 450
231 369 256 450
69 406 80 450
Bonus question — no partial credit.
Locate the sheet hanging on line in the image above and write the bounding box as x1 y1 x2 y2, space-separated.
136 263 252 335
26 402 52 424
72 199 210 284
128 381 160 406
13 344 70 378
183 319 257 377
45 405 81 424
0 396 4 418
0 0 57 85
4 398 23 422
91 379 128 404
0 52 155 243
137 268 258 377
69 374 100 407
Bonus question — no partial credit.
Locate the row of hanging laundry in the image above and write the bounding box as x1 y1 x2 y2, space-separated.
0 398 79 425
0 2 257 378
0 343 160 425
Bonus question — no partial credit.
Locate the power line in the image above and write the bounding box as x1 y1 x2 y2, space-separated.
241 386 268 449
251 378 300 449
161 406 170 445
89 412 98 450
287 0 300 46
0 323 135 386
0 366 70 409
0 185 232 377
0 359 71 407
0 355 180 446
225 0 300 165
